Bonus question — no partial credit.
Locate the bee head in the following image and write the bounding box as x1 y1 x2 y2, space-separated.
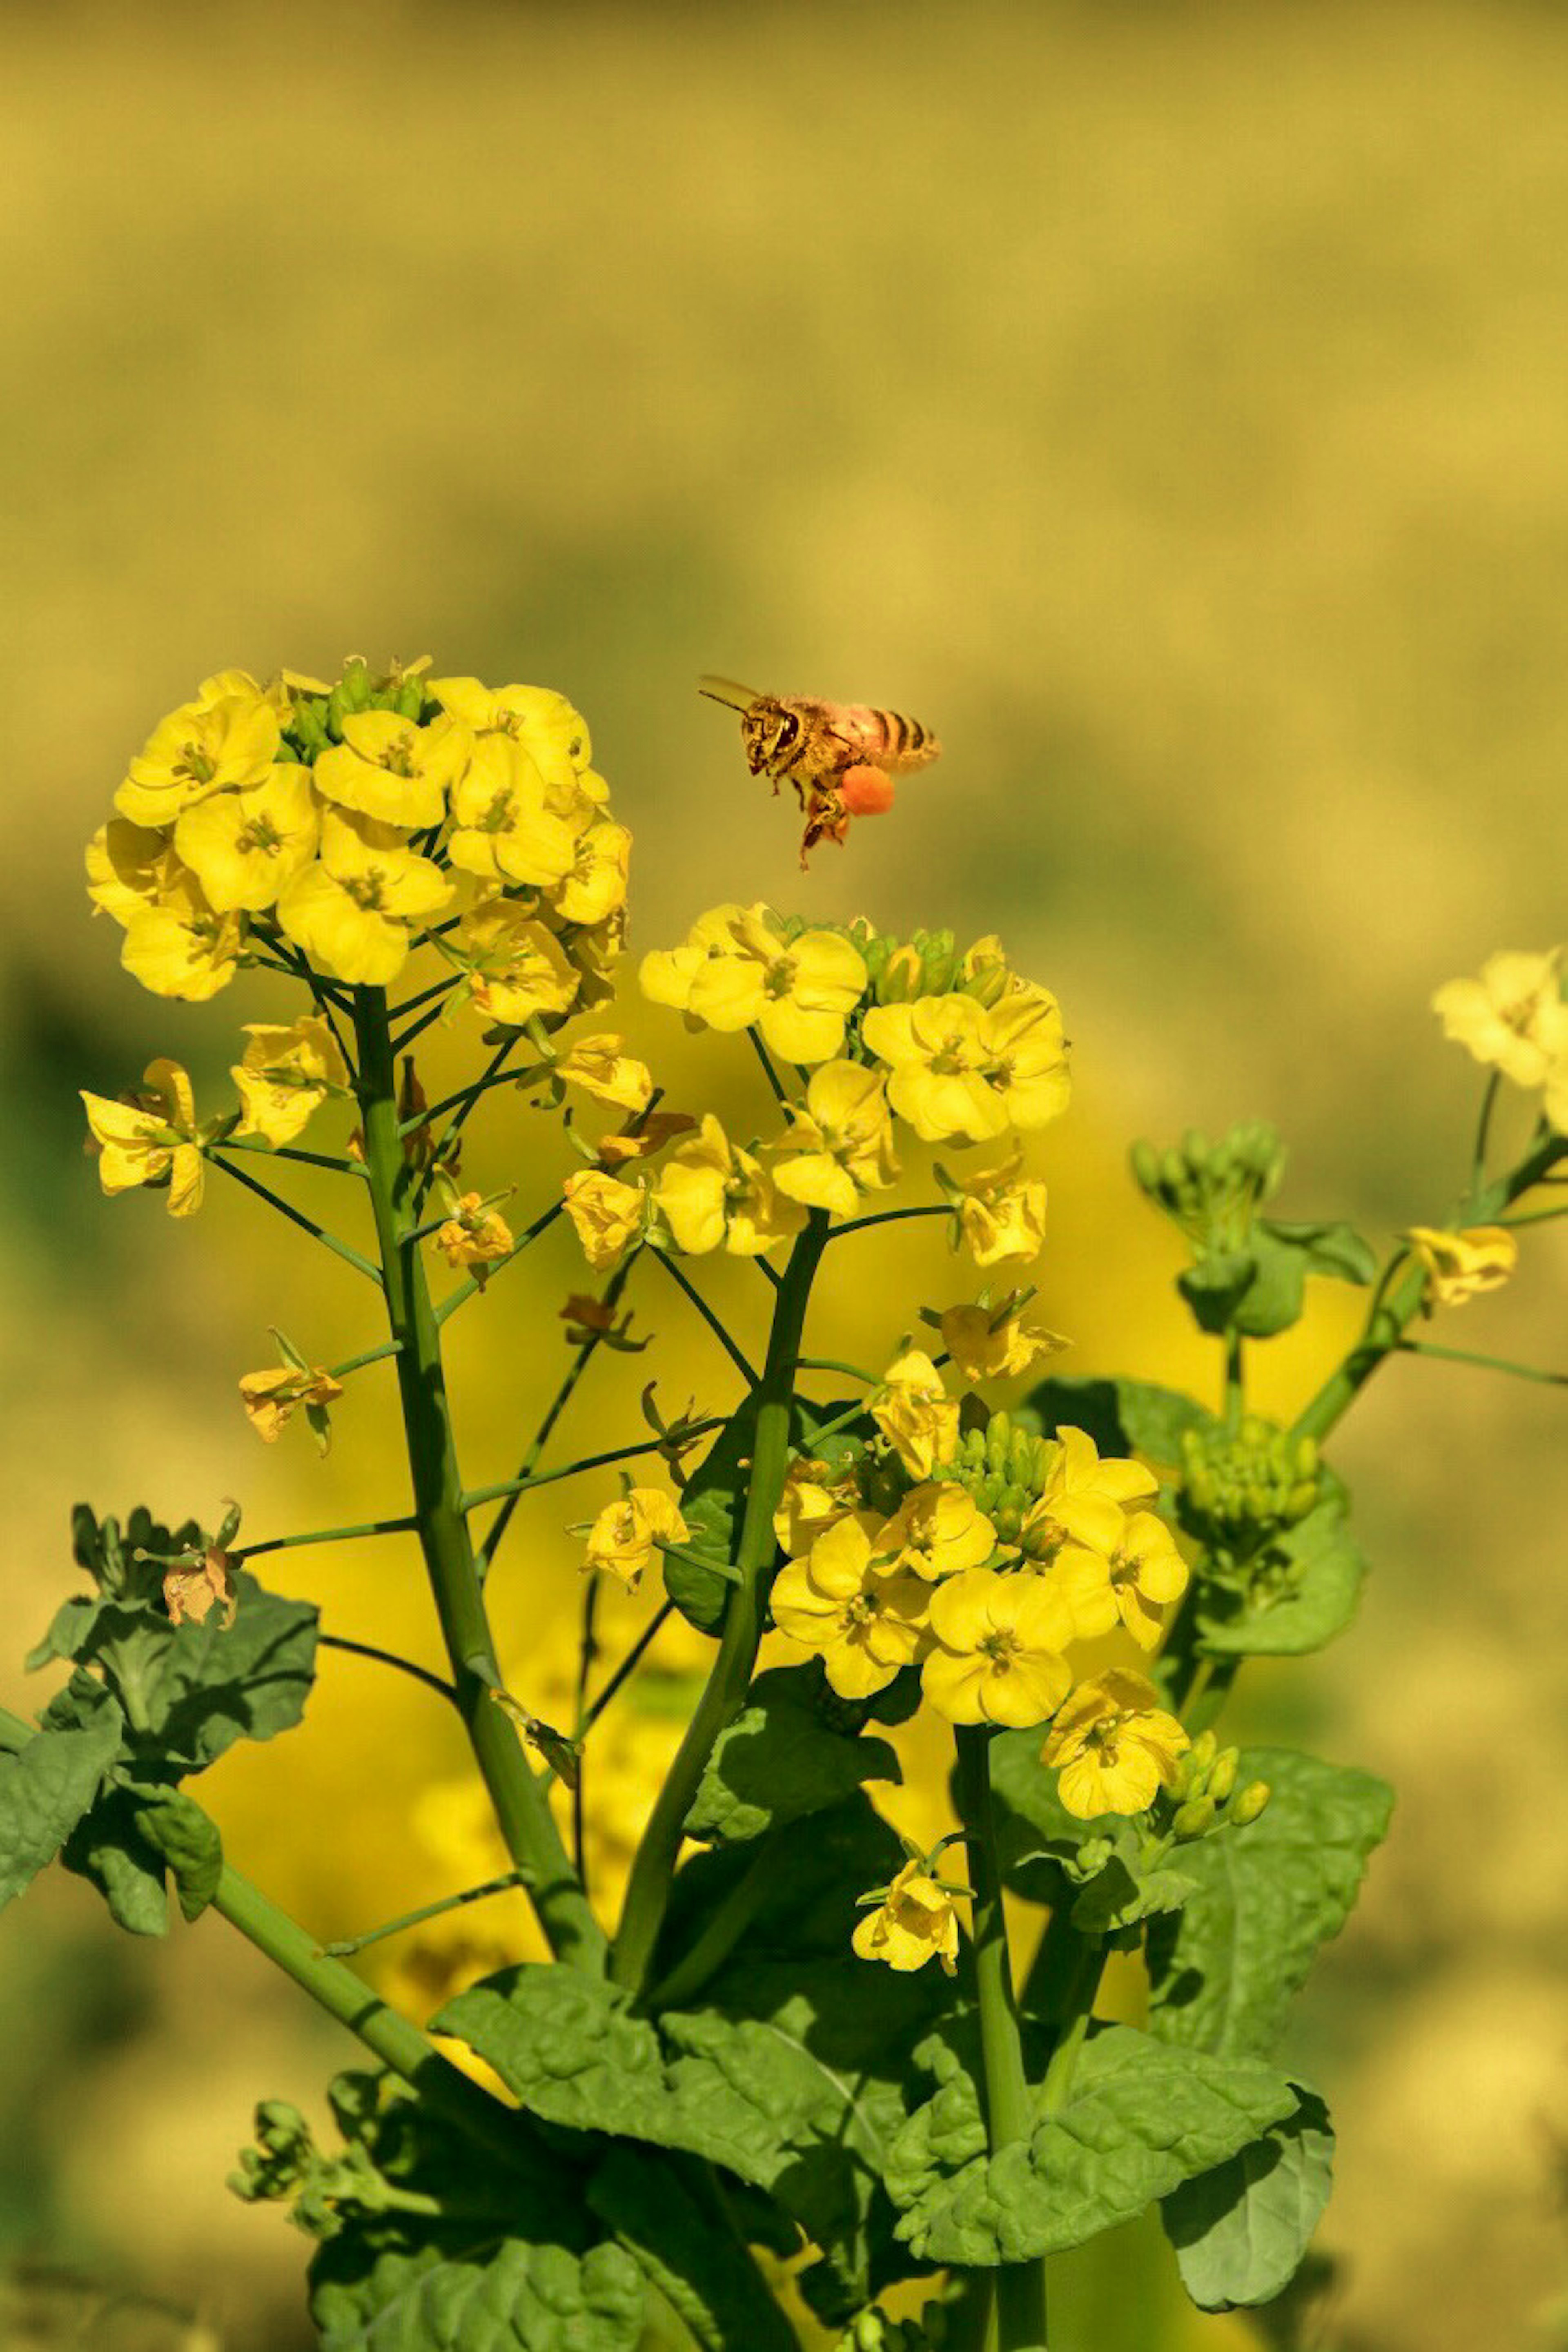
741 700 799 775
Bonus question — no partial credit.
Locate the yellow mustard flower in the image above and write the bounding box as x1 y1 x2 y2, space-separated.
770 1513 930 1698
597 1111 698 1168
277 810 454 986
768 1062 899 1214
563 1169 647 1270
120 872 243 1001
459 900 580 1027
232 1016 348 1146
653 1114 806 1257
938 1300 1069 1385
1432 949 1568 1090
871 1350 960 1480
980 986 1072 1130
548 821 631 926
1054 1511 1190 1651
239 1362 344 1444
114 673 280 827
851 1862 959 1976
1018 1425 1158 1561
956 1147 1049 1268
313 709 470 830
447 733 580 888
773 1456 858 1556
1405 1224 1519 1310
864 988 1070 1144
434 1193 514 1283
583 1488 689 1592
425 677 591 792
173 764 321 912
642 904 868 1065
920 1566 1074 1728
85 820 182 926
566 906 628 1012
875 1481 997 1581
1042 1669 1189 1819
81 1058 205 1216
552 1036 654 1117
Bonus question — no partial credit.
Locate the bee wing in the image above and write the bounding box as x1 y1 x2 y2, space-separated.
698 675 764 711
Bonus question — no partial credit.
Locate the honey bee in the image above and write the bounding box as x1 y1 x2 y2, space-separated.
699 676 941 864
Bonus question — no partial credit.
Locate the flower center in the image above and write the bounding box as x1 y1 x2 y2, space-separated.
980 1627 1022 1670
178 741 217 785
236 813 284 855
344 871 390 912
478 788 516 835
371 729 419 777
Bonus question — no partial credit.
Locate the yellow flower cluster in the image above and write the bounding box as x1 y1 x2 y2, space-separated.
86 664 626 1006
769 1372 1190 1818
1433 947 1568 1131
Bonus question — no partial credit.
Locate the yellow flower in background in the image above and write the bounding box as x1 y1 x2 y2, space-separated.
81 1058 205 1216
1432 948 1568 1091
773 1456 857 1556
1406 1223 1519 1310
768 1061 899 1214
770 1513 929 1698
871 1350 960 1480
238 1361 344 1445
85 820 182 926
876 1481 997 1581
313 708 469 829
1018 1425 1158 1561
114 673 280 826
232 1016 348 1145
862 994 1004 1143
434 1193 514 1282
563 1168 646 1270
459 900 580 1027
1042 1669 1189 1818
552 1036 654 1116
851 1862 959 1976
447 733 579 888
426 676 591 792
643 904 868 1064
277 809 454 985
938 1300 1068 1385
548 821 631 926
921 1566 1074 1728
173 763 321 911
120 871 243 1000
653 1114 805 1257
955 1147 1049 1268
583 1488 689 1592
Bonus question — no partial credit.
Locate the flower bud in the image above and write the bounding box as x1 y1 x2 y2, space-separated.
1188 1728 1218 1775
1207 1748 1238 1804
1172 1796 1216 1840
1231 1779 1271 1826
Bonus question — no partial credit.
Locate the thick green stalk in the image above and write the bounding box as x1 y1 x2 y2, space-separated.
352 987 604 1975
954 1726 1048 2352
610 1212 829 1998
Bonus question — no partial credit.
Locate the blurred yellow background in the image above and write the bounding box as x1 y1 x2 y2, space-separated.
3 2 1566 2347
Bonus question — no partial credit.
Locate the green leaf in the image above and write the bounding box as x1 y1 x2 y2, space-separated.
661 1792 909 1970
1162 2087 1334 2311
1196 1502 1365 1657
1017 1376 1216 1468
1180 1223 1377 1343
1259 1220 1377 1287
1148 1749 1394 2058
0 1683 124 1912
668 1396 870 1634
1070 1856 1198 1936
686 1664 899 1844
986 1724 1098 1901
60 1784 170 1936
588 2145 798 2352
886 2023 1297 2266
131 1785 223 1920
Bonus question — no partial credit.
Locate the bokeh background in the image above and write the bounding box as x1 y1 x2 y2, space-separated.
4 2 1567 2345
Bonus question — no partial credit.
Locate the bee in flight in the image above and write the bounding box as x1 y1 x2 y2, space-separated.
699 676 941 864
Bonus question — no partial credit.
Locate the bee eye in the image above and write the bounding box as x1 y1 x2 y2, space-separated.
776 715 798 748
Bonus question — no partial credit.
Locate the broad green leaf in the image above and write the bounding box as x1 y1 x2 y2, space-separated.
661 1791 909 1971
132 1786 223 1920
1179 1223 1376 1343
0 1684 124 1912
686 1664 899 1844
1196 1503 1365 1657
1259 1219 1377 1287
1148 1749 1394 2058
60 1784 170 1935
886 2024 1297 2266
1162 2088 1334 2311
1018 1376 1216 1468
588 2145 798 2352
1070 1855 1198 1936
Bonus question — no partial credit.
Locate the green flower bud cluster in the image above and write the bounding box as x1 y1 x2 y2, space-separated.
67 1500 207 1607
841 921 1011 1009
930 1410 1060 1543
1178 1416 1320 1550
1167 1731 1269 1839
285 657 432 762
1129 1119 1284 1254
837 2300 950 2351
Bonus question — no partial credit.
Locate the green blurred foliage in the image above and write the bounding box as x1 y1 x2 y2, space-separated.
2 2 1566 2347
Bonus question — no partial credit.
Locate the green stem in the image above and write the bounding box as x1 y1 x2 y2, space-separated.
433 1199 564 1326
234 1515 420 1562
953 1726 1047 2352
352 986 605 1975
641 1838 782 2012
649 1249 760 1384
826 1203 951 1241
317 1632 458 1707
459 1422 724 1514
322 1870 530 1958
218 1136 365 1177
1396 1339 1568 1388
1223 1333 1244 1429
610 1212 829 1997
328 1337 403 1379
209 1154 383 1285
